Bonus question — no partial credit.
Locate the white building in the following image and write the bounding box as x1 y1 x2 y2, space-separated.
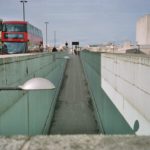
136 14 150 54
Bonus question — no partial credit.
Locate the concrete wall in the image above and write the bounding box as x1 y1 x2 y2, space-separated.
101 53 150 135
0 52 67 135
80 50 134 134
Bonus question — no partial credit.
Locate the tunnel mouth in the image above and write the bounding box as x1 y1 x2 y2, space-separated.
49 55 99 135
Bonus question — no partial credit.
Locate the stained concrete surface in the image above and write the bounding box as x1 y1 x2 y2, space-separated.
50 55 98 134
0 135 150 150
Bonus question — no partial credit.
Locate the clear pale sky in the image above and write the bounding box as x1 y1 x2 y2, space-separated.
0 0 150 46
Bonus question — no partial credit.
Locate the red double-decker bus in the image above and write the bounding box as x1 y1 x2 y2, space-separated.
1 21 43 54
0 19 3 50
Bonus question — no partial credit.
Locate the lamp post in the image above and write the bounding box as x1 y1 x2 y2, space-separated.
54 30 56 47
0 77 55 90
20 0 27 21
45 22 49 50
0 77 55 136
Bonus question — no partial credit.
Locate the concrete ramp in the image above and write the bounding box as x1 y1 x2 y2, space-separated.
50 55 98 134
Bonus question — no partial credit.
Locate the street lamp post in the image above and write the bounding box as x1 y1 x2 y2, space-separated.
45 22 49 50
54 30 56 47
0 77 55 136
20 0 27 21
0 77 55 90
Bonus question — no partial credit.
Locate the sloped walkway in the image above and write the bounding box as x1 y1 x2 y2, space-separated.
50 55 98 134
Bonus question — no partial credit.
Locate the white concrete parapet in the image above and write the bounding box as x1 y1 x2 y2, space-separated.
101 53 150 135
0 135 149 150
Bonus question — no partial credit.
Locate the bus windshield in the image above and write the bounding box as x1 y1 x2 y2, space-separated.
3 24 27 32
2 42 26 54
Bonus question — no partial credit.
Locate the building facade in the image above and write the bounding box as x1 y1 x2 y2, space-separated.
136 15 150 54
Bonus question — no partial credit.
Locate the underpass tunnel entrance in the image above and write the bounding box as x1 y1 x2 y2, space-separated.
49 54 99 135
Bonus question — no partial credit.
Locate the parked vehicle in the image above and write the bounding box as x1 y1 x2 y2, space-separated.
1 21 43 54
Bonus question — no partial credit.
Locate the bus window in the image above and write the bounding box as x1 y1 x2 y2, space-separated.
3 24 27 32
2 42 26 54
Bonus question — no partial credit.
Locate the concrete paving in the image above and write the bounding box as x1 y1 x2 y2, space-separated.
50 55 98 134
0 135 150 150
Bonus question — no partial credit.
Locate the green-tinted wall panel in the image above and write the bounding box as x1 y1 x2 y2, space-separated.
80 50 134 134
0 93 28 135
0 52 67 135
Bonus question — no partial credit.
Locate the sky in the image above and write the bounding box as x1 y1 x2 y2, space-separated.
0 0 150 46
